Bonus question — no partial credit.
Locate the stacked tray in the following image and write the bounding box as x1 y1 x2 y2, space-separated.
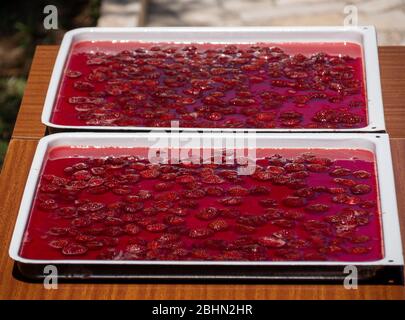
9 27 404 283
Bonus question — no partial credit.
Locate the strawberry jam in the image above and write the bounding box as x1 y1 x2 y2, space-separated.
51 41 367 129
20 147 382 262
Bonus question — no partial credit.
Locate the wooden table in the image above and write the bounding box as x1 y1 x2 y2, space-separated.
1 46 405 300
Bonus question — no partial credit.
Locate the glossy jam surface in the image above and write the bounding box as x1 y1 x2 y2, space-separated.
20 147 382 262
51 41 367 129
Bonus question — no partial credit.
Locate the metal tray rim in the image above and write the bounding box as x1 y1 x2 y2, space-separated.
41 26 385 132
8 132 403 267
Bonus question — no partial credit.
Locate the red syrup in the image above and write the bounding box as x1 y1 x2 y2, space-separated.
51 41 368 129
20 147 382 262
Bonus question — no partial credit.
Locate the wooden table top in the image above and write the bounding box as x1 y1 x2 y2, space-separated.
1 45 405 300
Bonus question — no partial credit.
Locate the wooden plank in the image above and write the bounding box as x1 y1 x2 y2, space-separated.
379 47 405 138
10 45 405 140
11 46 57 139
0 138 404 300
138 0 150 27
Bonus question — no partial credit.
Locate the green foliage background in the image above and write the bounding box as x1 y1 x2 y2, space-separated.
0 0 100 168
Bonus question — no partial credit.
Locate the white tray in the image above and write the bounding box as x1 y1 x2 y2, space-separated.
9 132 402 272
41 26 385 133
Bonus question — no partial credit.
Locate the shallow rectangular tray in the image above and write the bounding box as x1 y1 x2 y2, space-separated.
42 26 385 133
9 132 403 283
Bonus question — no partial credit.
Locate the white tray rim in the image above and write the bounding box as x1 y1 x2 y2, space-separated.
41 26 385 133
9 132 403 266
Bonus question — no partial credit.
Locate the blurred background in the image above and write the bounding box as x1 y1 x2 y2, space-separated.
1 0 404 167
